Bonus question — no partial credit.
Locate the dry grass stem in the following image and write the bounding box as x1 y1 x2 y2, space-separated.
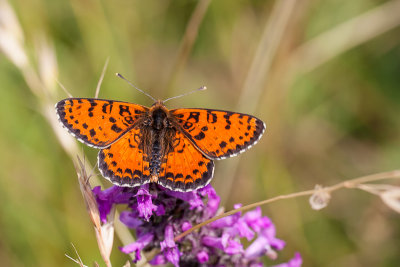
95 57 110 98
65 254 87 267
175 170 400 241
381 189 400 213
74 157 113 267
0 0 28 69
65 242 87 267
166 0 211 91
237 0 297 113
217 0 298 203
0 3 140 260
290 0 400 74
56 79 73 98
36 35 58 95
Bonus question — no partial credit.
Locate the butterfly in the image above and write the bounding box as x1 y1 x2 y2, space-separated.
55 98 265 192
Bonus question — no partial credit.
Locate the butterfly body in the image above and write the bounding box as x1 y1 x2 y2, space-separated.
137 101 179 183
56 98 265 192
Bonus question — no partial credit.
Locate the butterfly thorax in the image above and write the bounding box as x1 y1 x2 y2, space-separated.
140 102 177 182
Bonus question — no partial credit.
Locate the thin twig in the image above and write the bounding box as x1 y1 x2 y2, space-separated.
0 2 141 263
56 79 73 98
65 242 87 267
95 57 109 98
175 170 400 241
290 0 400 74
165 0 212 92
216 0 298 204
65 254 86 266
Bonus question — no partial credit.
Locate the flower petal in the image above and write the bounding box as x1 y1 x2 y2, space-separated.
273 252 302 267
120 233 154 262
160 225 180 267
164 189 203 210
119 211 143 229
197 250 209 263
135 185 157 221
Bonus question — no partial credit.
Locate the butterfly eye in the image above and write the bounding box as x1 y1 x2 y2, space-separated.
124 116 135 124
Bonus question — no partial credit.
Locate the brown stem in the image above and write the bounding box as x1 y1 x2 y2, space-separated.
174 170 400 241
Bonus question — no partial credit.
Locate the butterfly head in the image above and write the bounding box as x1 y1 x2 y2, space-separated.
151 99 164 107
146 100 173 130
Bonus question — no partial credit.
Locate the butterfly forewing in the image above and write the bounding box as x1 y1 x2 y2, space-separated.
171 108 266 160
56 98 148 148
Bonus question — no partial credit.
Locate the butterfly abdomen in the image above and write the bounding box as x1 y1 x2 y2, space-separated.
145 106 177 182
149 135 162 180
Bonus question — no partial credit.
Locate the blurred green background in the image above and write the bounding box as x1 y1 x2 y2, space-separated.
1 0 400 266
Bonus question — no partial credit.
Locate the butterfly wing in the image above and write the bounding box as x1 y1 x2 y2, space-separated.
98 127 151 187
158 130 214 192
56 98 148 148
171 108 265 160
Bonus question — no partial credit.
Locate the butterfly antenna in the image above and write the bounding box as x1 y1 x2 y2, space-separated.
116 73 156 102
163 86 207 103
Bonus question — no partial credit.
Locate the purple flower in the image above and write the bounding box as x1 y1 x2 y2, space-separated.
119 211 143 228
198 185 220 217
196 250 209 263
92 184 302 266
164 188 203 210
273 252 303 267
134 185 157 221
120 233 153 262
92 186 130 223
181 221 192 231
160 225 180 267
202 233 244 255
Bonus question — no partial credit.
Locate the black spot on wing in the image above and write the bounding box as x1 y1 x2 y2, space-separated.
187 112 200 123
119 105 131 116
111 124 123 133
98 149 150 187
206 111 217 123
89 129 96 137
183 121 193 130
219 141 227 148
102 101 113 113
194 131 205 140
124 116 134 124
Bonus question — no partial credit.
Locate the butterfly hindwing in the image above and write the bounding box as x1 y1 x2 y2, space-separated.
158 130 214 192
56 98 148 148
171 108 265 160
98 127 151 187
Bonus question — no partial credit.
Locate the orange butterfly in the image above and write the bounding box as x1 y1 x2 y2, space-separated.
56 97 265 192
